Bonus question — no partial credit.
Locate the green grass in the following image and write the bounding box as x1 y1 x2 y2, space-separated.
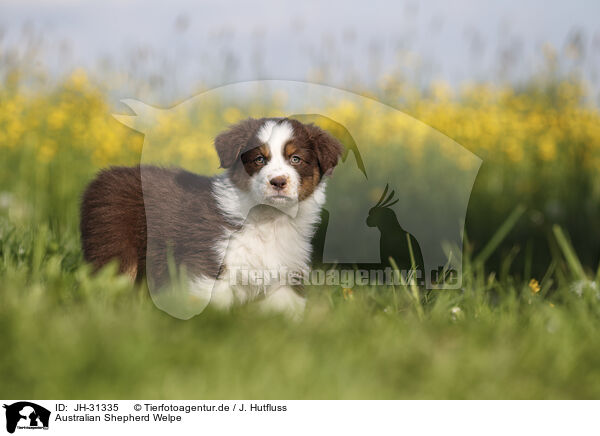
1 205 600 399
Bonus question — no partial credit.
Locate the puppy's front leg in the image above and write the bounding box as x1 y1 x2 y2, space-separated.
258 286 306 321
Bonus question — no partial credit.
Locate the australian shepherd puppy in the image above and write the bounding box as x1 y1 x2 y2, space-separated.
80 117 343 318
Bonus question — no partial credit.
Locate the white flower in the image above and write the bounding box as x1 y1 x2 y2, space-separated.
570 280 599 298
450 306 463 321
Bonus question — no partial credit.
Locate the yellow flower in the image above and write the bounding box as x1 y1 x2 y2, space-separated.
430 80 452 102
68 68 89 90
223 107 242 124
342 288 354 300
538 135 556 161
529 279 541 294
47 107 68 130
505 138 524 163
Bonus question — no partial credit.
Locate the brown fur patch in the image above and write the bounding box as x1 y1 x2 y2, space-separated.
299 121 344 177
282 137 320 200
287 119 344 199
80 166 147 281
214 118 264 169
80 166 237 288
240 143 271 176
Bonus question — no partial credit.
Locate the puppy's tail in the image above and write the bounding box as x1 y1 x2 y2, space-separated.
80 166 147 281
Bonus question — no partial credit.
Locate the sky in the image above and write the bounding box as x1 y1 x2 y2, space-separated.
1 0 599 104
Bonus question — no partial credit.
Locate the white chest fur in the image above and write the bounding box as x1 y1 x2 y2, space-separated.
224 207 313 294
197 175 326 316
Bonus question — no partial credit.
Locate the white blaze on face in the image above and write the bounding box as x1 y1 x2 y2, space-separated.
251 120 300 207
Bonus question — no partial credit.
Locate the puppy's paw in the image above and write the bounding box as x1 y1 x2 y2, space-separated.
258 286 306 321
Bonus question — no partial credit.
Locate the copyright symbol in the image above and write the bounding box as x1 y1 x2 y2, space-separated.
134 404 142 411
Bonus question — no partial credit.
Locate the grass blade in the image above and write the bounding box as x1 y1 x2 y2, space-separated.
473 205 525 266
552 225 586 280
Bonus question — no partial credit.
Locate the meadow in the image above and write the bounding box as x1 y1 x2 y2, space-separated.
2 67 600 398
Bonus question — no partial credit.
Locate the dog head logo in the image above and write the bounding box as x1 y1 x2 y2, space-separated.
3 402 50 434
114 80 481 318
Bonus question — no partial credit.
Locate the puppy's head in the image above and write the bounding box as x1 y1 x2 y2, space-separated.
215 117 343 206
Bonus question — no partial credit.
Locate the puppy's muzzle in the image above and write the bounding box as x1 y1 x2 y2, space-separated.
269 176 288 191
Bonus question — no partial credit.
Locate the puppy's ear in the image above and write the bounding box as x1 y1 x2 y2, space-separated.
214 118 262 168
305 124 344 176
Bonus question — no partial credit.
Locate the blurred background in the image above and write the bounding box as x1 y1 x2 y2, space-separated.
2 0 600 104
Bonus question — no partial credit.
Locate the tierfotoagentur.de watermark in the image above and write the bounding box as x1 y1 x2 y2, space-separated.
226 266 458 288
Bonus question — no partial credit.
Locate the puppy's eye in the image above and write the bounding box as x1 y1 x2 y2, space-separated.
254 156 266 165
290 155 302 165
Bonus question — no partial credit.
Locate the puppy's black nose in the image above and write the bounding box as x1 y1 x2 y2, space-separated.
270 176 287 190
